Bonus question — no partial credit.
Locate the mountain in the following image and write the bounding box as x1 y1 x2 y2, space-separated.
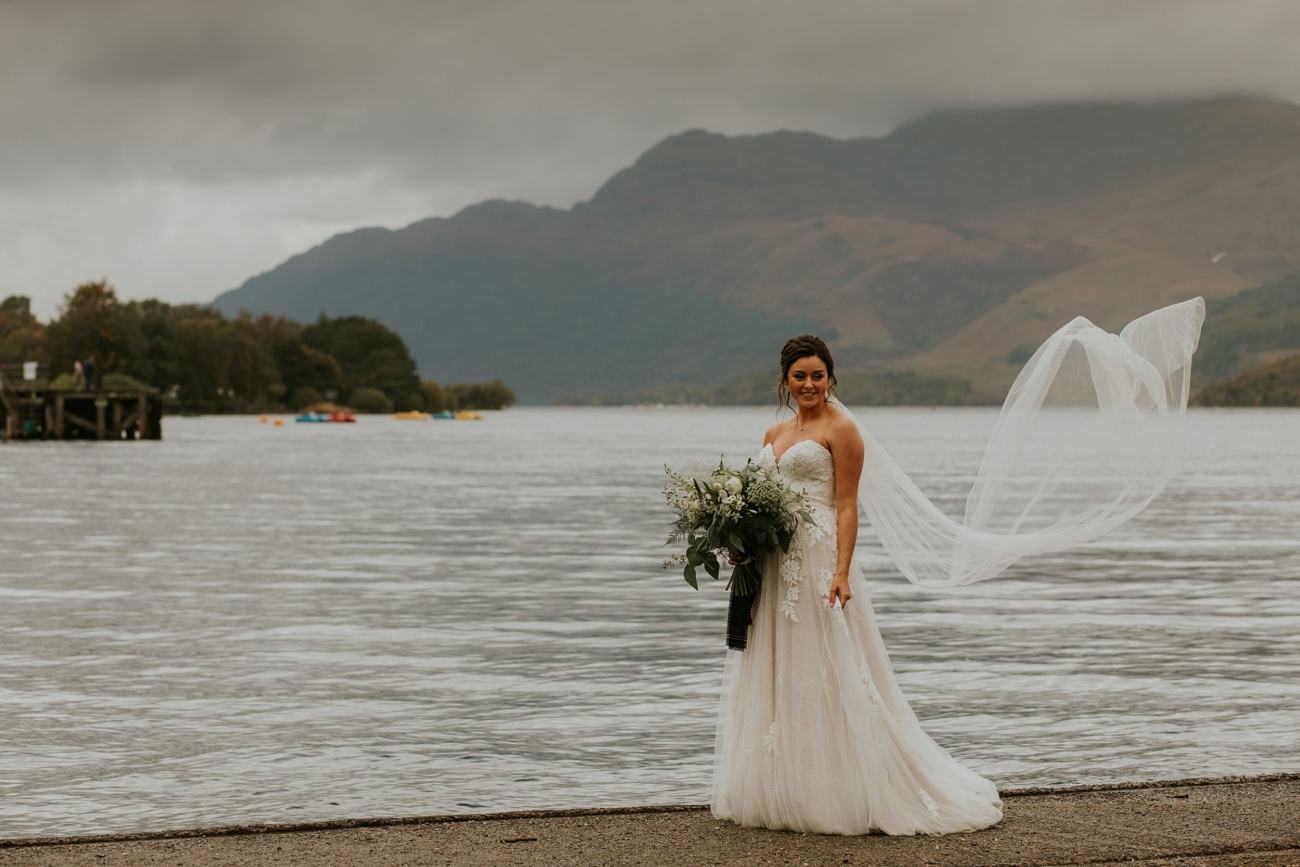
1192 273 1300 383
214 98 1300 403
1194 354 1300 406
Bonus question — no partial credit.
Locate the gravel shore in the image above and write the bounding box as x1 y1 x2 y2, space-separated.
2 774 1298 866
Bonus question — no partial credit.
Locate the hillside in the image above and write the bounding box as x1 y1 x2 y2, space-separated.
1193 354 1300 406
1192 273 1300 383
214 98 1300 403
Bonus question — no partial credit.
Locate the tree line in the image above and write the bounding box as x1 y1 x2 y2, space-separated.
554 369 987 407
0 281 515 413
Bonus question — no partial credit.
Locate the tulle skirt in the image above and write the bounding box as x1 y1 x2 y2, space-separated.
710 531 1003 836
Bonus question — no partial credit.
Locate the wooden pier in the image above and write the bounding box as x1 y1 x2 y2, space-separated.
0 363 162 441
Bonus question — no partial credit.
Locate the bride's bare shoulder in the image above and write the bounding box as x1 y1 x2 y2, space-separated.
763 419 788 447
826 409 864 448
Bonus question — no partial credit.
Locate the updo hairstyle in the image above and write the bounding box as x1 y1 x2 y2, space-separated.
777 334 837 411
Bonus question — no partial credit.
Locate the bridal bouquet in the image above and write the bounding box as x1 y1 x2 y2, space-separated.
662 459 815 649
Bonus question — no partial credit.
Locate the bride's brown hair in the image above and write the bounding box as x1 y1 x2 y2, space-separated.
777 334 838 411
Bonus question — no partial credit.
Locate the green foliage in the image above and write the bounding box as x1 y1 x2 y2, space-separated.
554 369 980 406
349 386 394 414
710 374 775 406
103 373 146 390
288 387 324 410
421 379 446 414
445 379 517 410
0 295 46 365
662 459 814 596
34 288 298 410
1196 274 1300 383
53 372 151 391
552 385 718 406
300 315 422 411
1007 342 1039 366
835 370 977 406
274 339 342 399
44 281 142 385
1 285 487 415
1193 354 1300 407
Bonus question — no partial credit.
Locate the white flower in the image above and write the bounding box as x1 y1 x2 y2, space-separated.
764 721 781 756
919 788 941 819
725 476 742 495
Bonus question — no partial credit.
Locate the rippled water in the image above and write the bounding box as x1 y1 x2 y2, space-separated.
0 408 1297 838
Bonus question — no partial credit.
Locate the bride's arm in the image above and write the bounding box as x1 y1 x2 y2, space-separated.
826 415 865 607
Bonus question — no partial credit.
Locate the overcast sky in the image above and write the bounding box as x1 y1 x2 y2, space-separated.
3 0 1299 317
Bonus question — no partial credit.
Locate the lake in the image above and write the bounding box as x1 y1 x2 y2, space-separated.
0 408 1297 838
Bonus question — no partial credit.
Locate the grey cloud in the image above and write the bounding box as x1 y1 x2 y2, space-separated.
1 0 1298 314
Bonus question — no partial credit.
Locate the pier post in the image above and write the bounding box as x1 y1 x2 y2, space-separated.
6 381 160 442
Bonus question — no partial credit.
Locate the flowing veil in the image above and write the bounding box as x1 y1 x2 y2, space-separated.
836 297 1206 589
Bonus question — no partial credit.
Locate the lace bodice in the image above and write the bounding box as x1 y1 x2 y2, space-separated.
760 440 836 508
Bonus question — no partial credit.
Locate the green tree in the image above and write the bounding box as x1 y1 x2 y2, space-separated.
445 379 517 410
0 295 47 365
421 379 446 413
300 315 422 411
273 339 343 400
349 386 394 414
113 302 298 412
45 281 146 387
28 283 510 416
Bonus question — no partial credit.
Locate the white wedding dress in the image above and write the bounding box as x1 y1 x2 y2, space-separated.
711 439 1003 835
711 297 1208 836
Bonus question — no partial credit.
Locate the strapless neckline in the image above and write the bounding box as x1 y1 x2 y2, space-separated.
764 439 830 468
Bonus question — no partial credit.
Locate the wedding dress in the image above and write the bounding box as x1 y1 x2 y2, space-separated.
711 439 1003 835
711 298 1207 836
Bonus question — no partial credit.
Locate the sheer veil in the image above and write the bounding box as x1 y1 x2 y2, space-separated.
835 297 1206 589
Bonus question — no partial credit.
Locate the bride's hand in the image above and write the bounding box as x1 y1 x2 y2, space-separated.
727 552 743 566
829 574 852 608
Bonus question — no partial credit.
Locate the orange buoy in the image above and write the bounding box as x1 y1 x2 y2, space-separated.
272 418 283 426
259 414 268 423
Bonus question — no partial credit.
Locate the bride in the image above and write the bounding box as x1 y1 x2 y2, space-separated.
711 300 1206 836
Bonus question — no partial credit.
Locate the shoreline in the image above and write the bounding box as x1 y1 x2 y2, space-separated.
3 772 1298 867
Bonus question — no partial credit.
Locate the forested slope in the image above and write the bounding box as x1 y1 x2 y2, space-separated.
215 98 1300 403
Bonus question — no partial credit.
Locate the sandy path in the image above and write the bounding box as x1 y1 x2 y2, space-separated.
2 775 1298 866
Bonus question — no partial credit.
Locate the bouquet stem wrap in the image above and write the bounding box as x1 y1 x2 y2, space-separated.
725 592 757 651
